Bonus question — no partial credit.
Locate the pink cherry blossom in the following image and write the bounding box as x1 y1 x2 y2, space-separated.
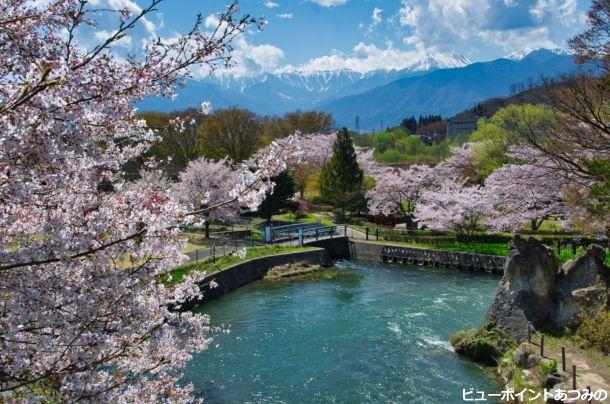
367 165 436 223
414 179 492 236
0 0 264 401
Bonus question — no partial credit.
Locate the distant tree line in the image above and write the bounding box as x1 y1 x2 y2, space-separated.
125 108 335 179
399 114 443 134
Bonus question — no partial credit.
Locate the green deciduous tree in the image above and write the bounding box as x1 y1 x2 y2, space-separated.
198 107 263 162
319 128 366 217
262 110 334 141
469 104 557 183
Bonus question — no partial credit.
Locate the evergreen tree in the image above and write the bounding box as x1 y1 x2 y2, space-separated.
400 116 417 133
319 128 366 217
258 170 297 221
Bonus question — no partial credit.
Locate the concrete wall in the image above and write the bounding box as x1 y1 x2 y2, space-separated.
350 240 505 274
304 236 351 259
181 248 331 309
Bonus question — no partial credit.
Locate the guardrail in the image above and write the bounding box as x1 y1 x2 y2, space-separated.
298 224 346 246
265 220 321 243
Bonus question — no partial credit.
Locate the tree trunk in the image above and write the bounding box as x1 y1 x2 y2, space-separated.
205 220 210 239
405 214 416 231
531 218 543 231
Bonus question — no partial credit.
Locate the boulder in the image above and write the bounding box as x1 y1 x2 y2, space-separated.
512 343 540 368
553 244 609 329
485 236 559 341
543 374 564 389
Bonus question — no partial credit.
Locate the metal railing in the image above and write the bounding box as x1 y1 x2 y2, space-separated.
185 236 266 263
265 220 321 243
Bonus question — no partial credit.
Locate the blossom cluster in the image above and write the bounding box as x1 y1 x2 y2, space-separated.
0 0 265 401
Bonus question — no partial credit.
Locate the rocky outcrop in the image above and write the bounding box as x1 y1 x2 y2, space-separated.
485 236 609 342
554 244 609 329
485 236 559 341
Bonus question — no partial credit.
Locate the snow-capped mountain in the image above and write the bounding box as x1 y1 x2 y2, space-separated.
401 53 473 72
205 52 473 104
139 48 576 128
505 47 570 61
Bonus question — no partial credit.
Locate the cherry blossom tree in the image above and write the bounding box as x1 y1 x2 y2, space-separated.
433 143 475 181
367 164 435 228
173 157 241 237
484 162 570 231
414 179 492 237
0 0 288 401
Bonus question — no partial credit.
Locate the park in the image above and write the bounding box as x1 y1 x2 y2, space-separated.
0 0 608 402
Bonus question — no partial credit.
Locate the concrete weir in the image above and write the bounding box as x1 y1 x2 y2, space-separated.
306 237 505 274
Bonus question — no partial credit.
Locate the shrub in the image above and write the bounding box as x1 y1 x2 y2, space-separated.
539 358 558 376
451 322 514 365
576 311 610 353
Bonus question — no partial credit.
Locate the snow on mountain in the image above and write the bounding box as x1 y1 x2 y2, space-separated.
209 53 473 98
139 48 573 124
401 53 473 72
505 47 570 61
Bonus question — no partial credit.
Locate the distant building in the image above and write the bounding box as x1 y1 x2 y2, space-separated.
446 114 478 138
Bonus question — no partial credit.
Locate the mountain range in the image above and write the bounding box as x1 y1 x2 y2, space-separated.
139 49 577 130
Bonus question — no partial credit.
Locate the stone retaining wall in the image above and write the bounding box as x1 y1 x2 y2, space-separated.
351 241 505 274
181 248 331 309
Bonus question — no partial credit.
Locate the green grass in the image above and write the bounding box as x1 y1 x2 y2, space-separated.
556 246 610 265
164 245 317 286
274 213 335 227
417 241 510 256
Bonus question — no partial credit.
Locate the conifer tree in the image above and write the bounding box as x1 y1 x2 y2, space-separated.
319 128 366 217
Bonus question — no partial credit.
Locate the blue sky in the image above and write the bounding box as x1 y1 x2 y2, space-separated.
90 0 592 76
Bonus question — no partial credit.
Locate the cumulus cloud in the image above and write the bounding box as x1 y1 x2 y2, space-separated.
195 34 285 78
276 13 294 19
396 0 584 54
478 26 558 50
279 42 428 73
310 0 348 7
264 1 279 8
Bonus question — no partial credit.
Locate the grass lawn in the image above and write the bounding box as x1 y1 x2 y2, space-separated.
370 240 511 256
164 245 317 286
274 213 335 227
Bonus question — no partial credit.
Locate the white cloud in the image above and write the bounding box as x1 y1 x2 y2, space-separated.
198 35 285 78
94 30 133 49
107 0 157 35
396 0 582 55
204 14 220 29
310 0 348 7
276 13 294 19
365 7 383 36
478 26 558 51
264 1 279 8
280 42 426 73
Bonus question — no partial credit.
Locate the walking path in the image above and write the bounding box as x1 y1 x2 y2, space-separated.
531 333 610 401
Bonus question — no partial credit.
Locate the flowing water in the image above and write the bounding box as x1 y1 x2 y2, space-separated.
186 260 502 403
